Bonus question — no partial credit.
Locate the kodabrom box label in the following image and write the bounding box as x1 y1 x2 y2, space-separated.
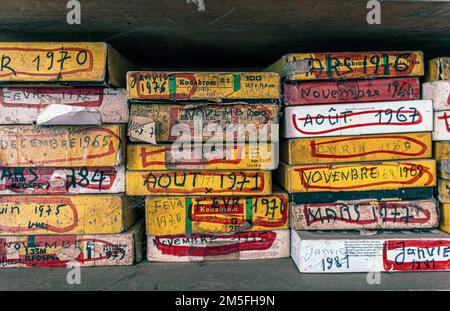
0 166 125 195
0 42 132 86
147 230 290 262
0 221 144 268
281 132 432 165
127 72 280 100
127 142 278 170
433 111 450 141
284 77 420 106
0 195 137 235
291 230 450 273
0 125 124 167
267 51 424 81
126 170 271 196
291 199 438 230
0 87 129 124
276 160 436 193
146 192 289 236
129 104 279 142
427 57 450 81
422 81 450 111
283 100 433 138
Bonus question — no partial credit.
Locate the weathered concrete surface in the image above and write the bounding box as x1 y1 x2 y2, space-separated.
0 259 448 291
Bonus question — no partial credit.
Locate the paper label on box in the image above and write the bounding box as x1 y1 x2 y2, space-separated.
284 77 420 105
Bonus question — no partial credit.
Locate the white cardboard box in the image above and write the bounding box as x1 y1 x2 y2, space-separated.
147 230 290 262
423 81 450 111
282 100 433 138
291 229 450 273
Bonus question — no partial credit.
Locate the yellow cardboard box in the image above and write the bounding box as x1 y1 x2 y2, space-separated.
435 141 450 160
0 195 138 235
267 51 424 81
275 160 436 193
126 170 271 196
427 57 450 81
0 124 125 167
127 142 277 170
128 103 279 142
127 71 280 100
145 190 288 236
440 203 450 234
0 42 133 86
281 133 432 165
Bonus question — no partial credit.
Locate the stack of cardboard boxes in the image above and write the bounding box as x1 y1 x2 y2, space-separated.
0 42 144 268
125 71 291 261
268 51 450 272
425 57 450 235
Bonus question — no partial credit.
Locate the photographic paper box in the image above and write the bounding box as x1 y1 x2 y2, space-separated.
126 170 272 196
284 77 420 106
127 142 278 170
0 195 139 235
0 124 125 167
275 160 436 193
266 51 424 81
282 100 433 138
0 221 144 268
0 42 133 86
291 229 450 273
145 190 288 236
147 230 289 262
127 72 280 101
281 132 431 165
290 199 438 230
